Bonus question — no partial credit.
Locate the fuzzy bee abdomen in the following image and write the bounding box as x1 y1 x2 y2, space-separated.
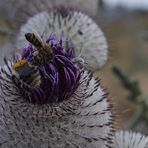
12 62 41 88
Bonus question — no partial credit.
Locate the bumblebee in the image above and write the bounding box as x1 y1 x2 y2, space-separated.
12 59 41 88
25 33 54 64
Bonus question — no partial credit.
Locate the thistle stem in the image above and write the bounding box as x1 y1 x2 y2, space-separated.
112 65 148 129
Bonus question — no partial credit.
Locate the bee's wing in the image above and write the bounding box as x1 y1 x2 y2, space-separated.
17 10 108 71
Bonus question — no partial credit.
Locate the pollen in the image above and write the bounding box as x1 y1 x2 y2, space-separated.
13 59 28 70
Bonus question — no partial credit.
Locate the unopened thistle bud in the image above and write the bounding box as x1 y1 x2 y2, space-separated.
114 131 148 148
17 7 108 71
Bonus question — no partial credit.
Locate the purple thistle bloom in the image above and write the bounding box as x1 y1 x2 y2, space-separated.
0 33 114 147
6 33 81 105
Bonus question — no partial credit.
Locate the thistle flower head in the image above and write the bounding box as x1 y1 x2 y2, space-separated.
11 32 81 104
0 30 113 147
114 131 148 148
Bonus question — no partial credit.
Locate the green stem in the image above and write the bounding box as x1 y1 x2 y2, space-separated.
112 65 148 129
112 66 142 100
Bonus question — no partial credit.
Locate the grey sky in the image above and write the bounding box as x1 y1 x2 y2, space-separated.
104 0 148 10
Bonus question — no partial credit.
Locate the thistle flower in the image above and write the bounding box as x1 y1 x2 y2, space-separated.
0 32 113 147
114 131 148 148
17 7 108 71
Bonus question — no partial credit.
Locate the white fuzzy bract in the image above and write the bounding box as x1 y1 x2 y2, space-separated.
0 65 113 148
114 131 148 148
17 10 108 71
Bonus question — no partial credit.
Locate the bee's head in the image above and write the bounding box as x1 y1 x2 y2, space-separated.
25 33 33 41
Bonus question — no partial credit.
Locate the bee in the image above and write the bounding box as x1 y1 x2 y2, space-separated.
25 33 54 64
12 59 41 88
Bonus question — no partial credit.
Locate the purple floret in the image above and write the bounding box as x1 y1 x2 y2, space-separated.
16 33 81 104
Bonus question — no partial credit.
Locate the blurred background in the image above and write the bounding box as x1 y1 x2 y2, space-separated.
0 0 148 133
